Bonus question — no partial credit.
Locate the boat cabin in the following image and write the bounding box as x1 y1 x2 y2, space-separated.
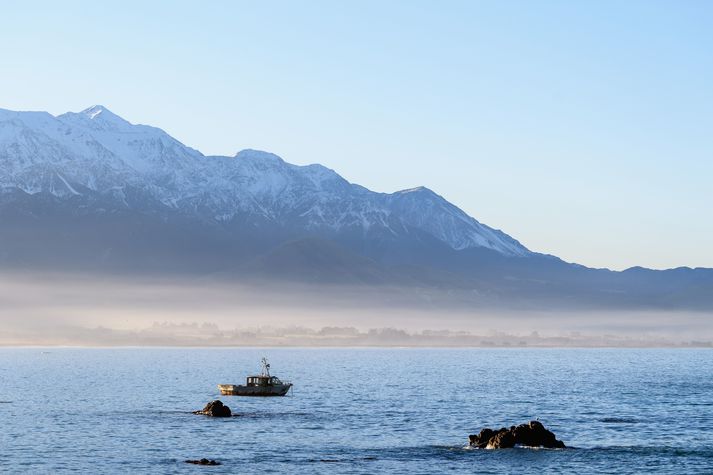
246 375 283 387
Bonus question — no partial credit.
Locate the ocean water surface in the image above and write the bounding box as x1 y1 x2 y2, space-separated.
1 348 712 473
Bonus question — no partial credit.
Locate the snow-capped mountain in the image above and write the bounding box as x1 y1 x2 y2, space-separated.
1 105 712 310
0 105 529 257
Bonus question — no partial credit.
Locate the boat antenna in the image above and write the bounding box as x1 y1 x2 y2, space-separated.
261 357 271 377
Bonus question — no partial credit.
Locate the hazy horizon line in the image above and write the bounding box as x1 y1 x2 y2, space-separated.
3 322 711 349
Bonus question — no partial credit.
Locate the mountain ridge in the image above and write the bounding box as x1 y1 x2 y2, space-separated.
0 105 711 310
0 105 530 257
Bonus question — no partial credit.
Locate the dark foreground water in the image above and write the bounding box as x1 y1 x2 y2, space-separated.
1 348 712 474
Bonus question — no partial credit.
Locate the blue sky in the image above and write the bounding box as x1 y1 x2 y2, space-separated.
1 0 711 270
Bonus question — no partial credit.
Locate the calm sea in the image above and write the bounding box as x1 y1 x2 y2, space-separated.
1 348 712 473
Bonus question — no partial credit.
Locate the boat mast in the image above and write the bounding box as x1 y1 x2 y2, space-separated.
261 357 271 377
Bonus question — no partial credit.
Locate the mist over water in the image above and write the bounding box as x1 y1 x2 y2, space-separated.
1 272 710 347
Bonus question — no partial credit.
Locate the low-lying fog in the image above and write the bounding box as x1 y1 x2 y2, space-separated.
0 272 711 347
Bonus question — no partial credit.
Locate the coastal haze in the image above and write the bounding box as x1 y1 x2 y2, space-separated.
1 272 711 347
0 106 711 346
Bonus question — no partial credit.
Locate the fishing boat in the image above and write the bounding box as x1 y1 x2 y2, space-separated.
218 358 292 397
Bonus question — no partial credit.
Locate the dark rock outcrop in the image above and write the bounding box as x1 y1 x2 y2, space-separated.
185 458 221 465
469 421 565 449
193 400 232 417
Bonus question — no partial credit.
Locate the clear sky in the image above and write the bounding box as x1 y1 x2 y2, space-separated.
1 0 711 270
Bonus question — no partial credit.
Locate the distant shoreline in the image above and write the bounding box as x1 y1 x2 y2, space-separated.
2 345 711 348
2 330 711 349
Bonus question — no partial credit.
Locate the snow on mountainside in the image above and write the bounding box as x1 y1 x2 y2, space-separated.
0 105 530 257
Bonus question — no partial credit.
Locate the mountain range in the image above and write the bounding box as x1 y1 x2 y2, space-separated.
1 105 711 310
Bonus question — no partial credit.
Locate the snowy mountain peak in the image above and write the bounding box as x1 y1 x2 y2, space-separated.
235 149 285 164
77 105 129 125
396 186 434 195
81 105 110 119
0 105 531 257
56 105 132 134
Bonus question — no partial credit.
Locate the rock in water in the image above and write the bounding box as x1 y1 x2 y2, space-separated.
185 458 221 465
193 400 232 417
468 421 565 449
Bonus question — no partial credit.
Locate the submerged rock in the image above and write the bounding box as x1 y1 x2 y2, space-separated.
185 458 221 465
193 400 232 417
469 421 565 449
